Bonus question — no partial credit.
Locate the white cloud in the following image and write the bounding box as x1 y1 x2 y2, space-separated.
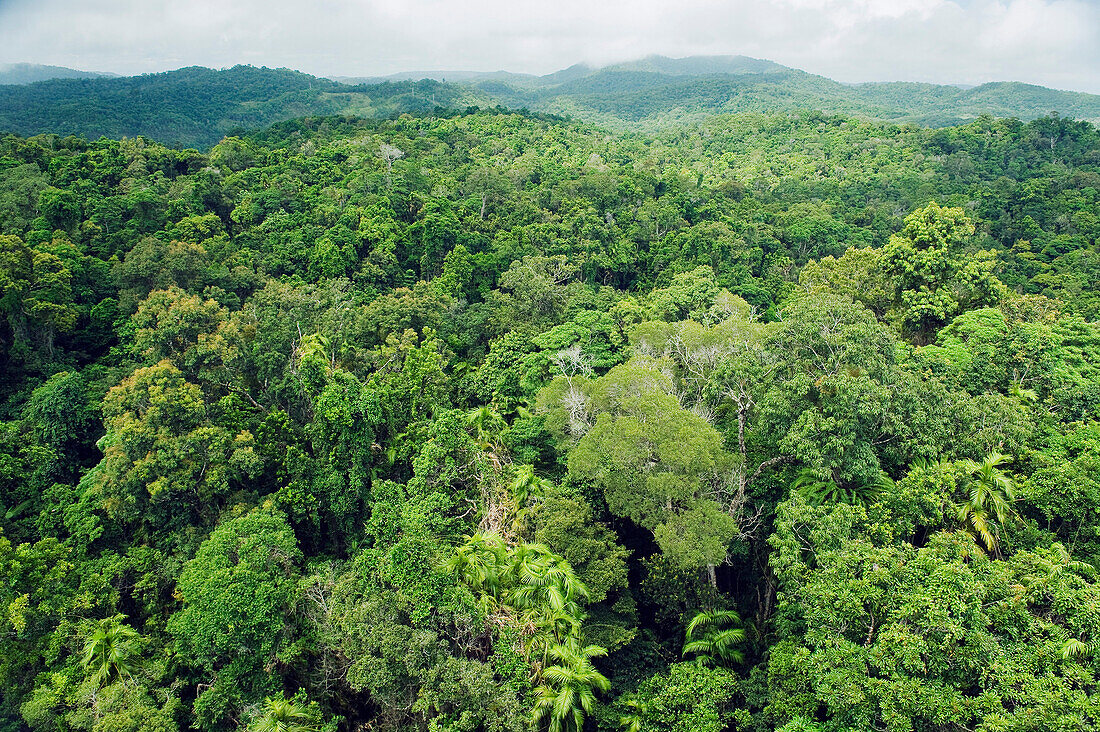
0 0 1096 92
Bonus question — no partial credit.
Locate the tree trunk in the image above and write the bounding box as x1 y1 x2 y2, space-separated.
737 394 748 489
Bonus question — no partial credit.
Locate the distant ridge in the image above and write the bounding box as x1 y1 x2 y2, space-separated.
333 69 537 85
603 55 786 76
0 65 482 147
0 63 114 85
1 56 1098 147
341 55 1100 128
334 56 781 88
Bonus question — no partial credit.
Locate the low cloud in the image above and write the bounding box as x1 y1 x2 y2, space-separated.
0 0 1096 92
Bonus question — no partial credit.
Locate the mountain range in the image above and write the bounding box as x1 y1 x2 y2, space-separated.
1 55 1098 148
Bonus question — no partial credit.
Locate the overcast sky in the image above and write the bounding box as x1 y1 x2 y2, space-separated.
0 0 1097 92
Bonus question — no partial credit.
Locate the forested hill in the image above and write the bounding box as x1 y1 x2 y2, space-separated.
472 57 1100 128
852 79 1100 127
3 109 1100 731
0 63 114 85
539 72 1100 128
0 65 483 148
3 57 1100 147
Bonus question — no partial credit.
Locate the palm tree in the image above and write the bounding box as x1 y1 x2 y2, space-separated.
509 465 555 531
531 643 610 732
250 696 320 732
618 698 645 732
1019 543 1094 602
792 468 889 506
510 465 553 507
957 452 1016 555
506 544 588 623
447 536 594 664
294 332 333 372
506 543 590 658
1061 638 1098 660
82 616 140 687
444 533 510 604
467 406 507 450
682 608 745 666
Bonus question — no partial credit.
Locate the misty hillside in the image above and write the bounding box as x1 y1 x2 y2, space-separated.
1 55 1098 147
340 55 782 86
603 54 786 76
0 62 114 85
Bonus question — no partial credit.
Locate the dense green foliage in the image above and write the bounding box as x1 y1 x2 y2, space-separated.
0 66 482 148
2 104 1100 731
3 56 1100 148
481 64 1100 131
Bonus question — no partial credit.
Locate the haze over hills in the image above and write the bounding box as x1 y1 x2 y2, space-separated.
0 62 114 85
1 55 1098 147
338 56 784 86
